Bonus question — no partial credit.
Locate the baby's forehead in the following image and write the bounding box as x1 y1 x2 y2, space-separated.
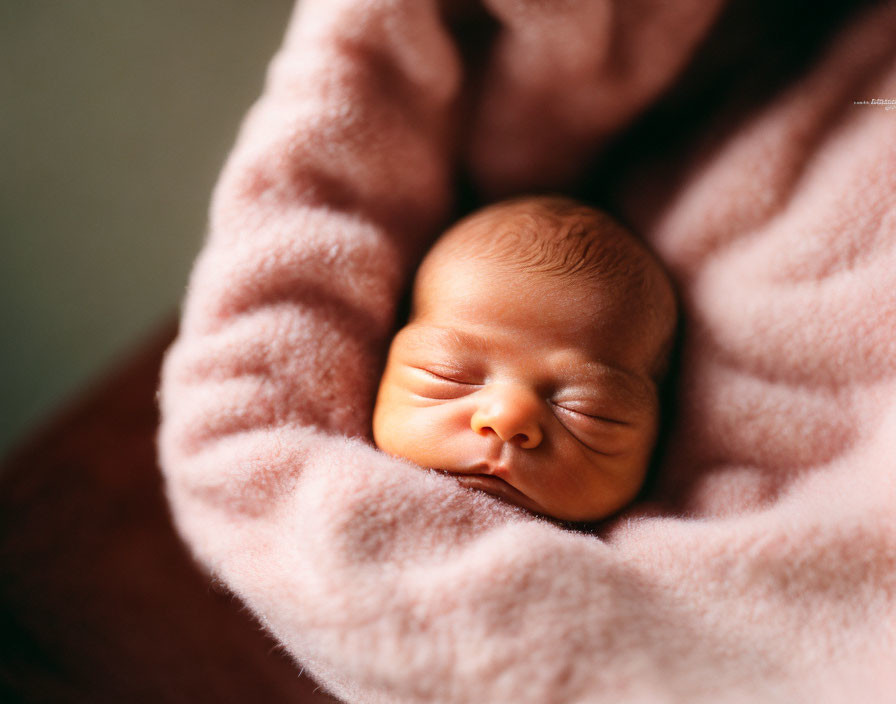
441 200 621 264
422 197 657 296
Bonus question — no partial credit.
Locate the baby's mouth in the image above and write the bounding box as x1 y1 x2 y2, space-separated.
447 471 527 507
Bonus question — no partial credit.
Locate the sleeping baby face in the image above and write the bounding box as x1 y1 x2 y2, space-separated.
373 196 676 523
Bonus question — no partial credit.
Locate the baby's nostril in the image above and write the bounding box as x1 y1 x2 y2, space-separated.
512 433 529 444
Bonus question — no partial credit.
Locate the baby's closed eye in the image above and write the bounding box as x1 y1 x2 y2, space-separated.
404 364 481 399
549 396 644 453
550 400 631 426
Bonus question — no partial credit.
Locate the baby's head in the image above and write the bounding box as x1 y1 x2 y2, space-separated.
373 196 677 522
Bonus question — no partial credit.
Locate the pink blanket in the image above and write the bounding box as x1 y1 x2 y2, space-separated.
158 1 896 701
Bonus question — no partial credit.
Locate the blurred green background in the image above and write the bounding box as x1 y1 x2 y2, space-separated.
1 1 295 455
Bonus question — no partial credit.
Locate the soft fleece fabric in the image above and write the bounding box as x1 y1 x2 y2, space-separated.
158 1 896 701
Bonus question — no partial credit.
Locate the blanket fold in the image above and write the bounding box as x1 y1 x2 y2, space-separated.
158 1 896 701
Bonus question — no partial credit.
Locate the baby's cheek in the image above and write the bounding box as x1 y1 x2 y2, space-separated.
373 397 466 469
545 428 652 518
404 405 475 469
371 382 411 455
591 443 653 507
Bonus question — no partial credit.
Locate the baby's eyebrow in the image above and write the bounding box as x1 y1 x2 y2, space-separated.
562 362 656 410
401 326 490 355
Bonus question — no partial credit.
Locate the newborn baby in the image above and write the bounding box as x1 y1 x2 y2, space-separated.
373 196 677 522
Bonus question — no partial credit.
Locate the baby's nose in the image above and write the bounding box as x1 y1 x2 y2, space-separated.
470 384 543 449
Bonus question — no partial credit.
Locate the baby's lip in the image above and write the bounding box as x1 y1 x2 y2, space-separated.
461 461 512 478
450 472 521 502
444 464 529 507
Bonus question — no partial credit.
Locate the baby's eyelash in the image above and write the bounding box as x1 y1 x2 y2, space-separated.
551 402 630 426
414 366 479 385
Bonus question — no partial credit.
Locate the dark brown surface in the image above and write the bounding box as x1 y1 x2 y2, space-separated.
0 321 339 704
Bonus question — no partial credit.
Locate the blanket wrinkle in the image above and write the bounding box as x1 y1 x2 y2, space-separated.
158 0 896 701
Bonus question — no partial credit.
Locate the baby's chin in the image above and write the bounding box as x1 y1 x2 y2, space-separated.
444 471 614 524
